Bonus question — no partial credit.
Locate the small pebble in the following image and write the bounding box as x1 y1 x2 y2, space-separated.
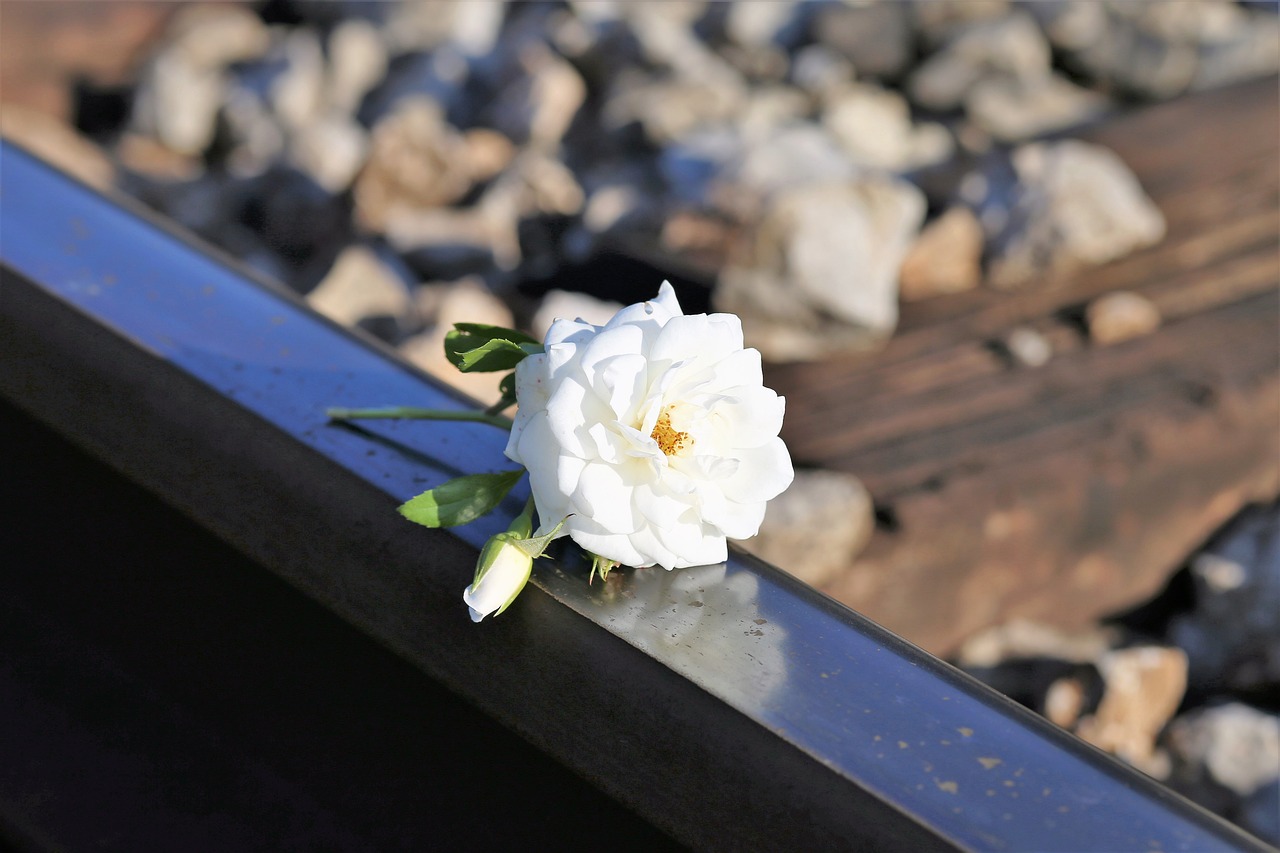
1006 326 1053 367
1086 291 1162 345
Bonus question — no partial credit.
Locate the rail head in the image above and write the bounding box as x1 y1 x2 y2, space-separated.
0 139 1268 853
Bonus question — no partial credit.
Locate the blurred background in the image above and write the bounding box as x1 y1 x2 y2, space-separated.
1 0 1276 842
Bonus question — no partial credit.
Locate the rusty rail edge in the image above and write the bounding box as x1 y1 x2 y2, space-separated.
0 140 1268 852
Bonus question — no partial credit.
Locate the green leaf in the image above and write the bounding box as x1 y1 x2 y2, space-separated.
444 323 542 374
444 330 543 373
398 470 524 528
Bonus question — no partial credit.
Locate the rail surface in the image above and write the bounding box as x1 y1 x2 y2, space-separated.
0 140 1268 852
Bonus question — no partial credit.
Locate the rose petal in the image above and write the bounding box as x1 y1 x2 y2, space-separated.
545 376 607 460
545 316 599 347
566 515 650 568
654 519 727 569
518 413 573 524
633 482 689 529
574 462 639 533
604 281 683 332
650 313 743 367
712 386 785 449
592 353 649 422
579 323 644 382
506 352 551 461
704 492 766 540
723 437 794 504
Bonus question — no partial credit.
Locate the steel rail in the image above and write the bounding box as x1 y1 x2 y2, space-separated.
1 140 1269 852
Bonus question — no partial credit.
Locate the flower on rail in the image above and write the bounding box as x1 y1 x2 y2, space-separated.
328 281 795 621
506 282 793 570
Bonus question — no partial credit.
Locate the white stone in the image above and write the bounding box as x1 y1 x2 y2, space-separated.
1168 703 1280 797
731 124 856 198
908 11 1052 110
742 469 874 588
272 30 326 132
306 245 412 327
328 19 388 116
1006 326 1053 368
989 141 1166 289
717 174 926 361
967 73 1110 142
726 0 799 47
289 114 369 193
824 83 954 172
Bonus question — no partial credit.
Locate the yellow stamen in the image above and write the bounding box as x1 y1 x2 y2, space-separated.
650 408 691 456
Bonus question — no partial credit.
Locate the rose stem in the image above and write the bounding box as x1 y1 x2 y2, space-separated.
326 407 512 430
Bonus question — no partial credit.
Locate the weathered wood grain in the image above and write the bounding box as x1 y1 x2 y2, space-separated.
766 77 1280 654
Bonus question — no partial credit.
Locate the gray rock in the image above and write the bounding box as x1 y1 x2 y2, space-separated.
353 97 474 233
724 123 855 201
908 12 1052 111
1170 504 1280 697
789 45 856 99
743 469 874 589
717 174 926 361
823 83 954 172
1026 1 1108 52
605 73 748 146
1194 12 1280 91
738 86 812 143
812 1 914 80
384 151 582 275
482 41 586 151
1167 703 1280 797
385 0 507 57
130 0 272 156
966 73 1111 142
1042 1 1277 101
717 42 792 85
624 2 730 81
986 141 1166 290
910 0 1012 48
1072 21 1200 100
219 84 286 177
725 0 800 48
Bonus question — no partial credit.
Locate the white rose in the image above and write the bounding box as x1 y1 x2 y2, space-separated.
505 282 794 570
463 534 535 622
